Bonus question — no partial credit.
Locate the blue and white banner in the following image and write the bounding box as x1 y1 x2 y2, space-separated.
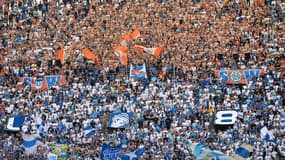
190 143 232 160
101 143 121 160
108 112 130 128
215 69 264 84
130 63 147 80
82 127 96 138
22 134 45 155
20 75 67 90
6 115 25 131
233 144 254 160
119 148 144 160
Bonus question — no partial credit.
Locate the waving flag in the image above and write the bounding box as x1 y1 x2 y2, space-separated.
130 63 147 80
260 126 275 141
6 115 25 131
191 143 231 160
119 34 132 46
134 45 145 51
108 112 130 128
158 67 168 79
119 148 144 160
134 45 164 57
57 49 64 64
233 144 254 160
82 127 96 138
114 46 128 66
82 48 99 64
119 27 143 45
22 134 45 155
130 27 141 39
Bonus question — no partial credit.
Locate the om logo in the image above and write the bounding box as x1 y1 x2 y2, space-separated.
34 77 44 89
230 71 242 82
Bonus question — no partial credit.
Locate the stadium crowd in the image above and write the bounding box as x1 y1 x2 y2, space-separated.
0 0 284 159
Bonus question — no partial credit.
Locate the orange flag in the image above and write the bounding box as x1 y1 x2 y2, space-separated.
119 34 132 46
130 27 140 39
134 45 164 57
82 48 99 64
114 46 128 66
57 49 64 64
119 27 142 45
158 71 167 79
134 45 145 51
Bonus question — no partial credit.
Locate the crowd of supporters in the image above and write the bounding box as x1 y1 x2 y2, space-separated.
0 0 284 159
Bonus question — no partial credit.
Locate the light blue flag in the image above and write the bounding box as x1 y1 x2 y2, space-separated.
191 143 231 160
22 134 45 155
196 148 228 160
47 153 58 160
83 127 96 138
191 143 204 157
119 148 144 160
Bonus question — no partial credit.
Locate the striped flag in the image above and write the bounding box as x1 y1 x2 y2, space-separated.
82 127 96 138
114 46 128 66
22 134 45 155
134 45 164 57
130 63 148 80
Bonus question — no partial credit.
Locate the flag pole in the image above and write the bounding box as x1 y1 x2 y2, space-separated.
173 63 175 81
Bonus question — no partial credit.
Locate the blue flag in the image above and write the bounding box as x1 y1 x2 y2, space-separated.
108 112 130 128
233 144 254 160
130 63 147 80
22 134 45 155
83 127 96 138
6 115 25 131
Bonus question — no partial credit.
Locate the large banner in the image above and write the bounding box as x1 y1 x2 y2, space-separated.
108 112 130 128
6 115 25 131
130 63 147 80
20 75 67 90
215 69 264 84
101 143 121 160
